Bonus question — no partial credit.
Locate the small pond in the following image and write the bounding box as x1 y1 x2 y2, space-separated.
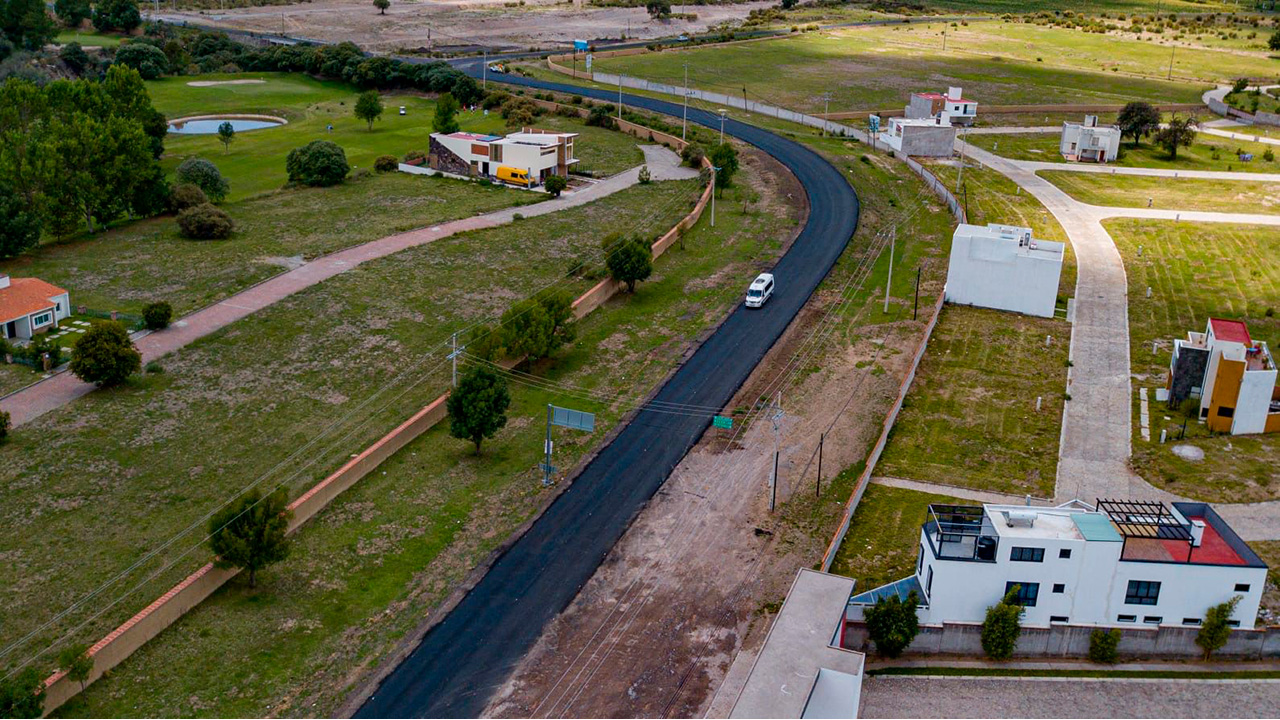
167 117 285 135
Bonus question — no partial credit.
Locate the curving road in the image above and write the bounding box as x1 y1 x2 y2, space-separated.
355 68 861 717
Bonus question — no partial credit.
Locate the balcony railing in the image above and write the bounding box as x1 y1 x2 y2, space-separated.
926 504 999 562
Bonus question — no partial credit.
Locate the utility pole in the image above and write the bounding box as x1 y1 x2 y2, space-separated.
710 166 718 227
816 432 823 498
449 332 464 387
543 405 554 487
682 63 689 141
820 92 832 137
884 227 895 314
769 393 783 512
942 26 946 52
913 266 921 321
483 50 487 89
1167 45 1176 80
955 126 967 195
618 74 623 122
719 108 727 144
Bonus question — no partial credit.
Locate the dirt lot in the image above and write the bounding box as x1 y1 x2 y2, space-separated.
161 0 775 51
483 149 949 718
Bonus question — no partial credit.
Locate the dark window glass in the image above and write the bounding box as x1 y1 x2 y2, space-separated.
1049 615 1068 623
1117 614 1137 623
1234 583 1250 592
1125 580 1161 606
1143 616 1163 624
1228 620 1241 627
1217 406 1235 418
1004 581 1039 607
1182 618 1202 626
1010 546 1044 563
1052 583 1065 593
1059 548 1071 559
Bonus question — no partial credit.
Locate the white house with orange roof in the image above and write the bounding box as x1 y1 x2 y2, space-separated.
0 273 70 341
1167 317 1280 435
905 86 977 125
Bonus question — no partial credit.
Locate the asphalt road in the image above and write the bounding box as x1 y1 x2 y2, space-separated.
355 69 861 719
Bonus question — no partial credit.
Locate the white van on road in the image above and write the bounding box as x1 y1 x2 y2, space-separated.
745 273 774 308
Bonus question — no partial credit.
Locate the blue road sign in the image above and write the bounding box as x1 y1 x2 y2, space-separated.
551 405 595 432
574 39 589 52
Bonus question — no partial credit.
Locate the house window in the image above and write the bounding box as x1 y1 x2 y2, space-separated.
1004 582 1039 607
1059 548 1071 559
31 311 53 327
1143 616 1163 625
1125 580 1161 606
1217 406 1235 418
1117 614 1137 623
926 567 933 597
1183 618 1202 626
1234 583 1250 592
916 545 924 575
1228 620 1241 627
1052 583 1065 594
1049 615 1069 623
1010 547 1044 563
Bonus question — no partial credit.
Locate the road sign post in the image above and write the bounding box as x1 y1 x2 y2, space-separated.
712 415 733 429
542 404 596 486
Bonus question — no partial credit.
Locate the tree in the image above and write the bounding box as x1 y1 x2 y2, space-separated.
217 120 235 154
1088 628 1120 664
59 41 89 75
354 89 383 131
1270 29 1280 52
92 0 140 32
432 91 460 134
114 42 168 80
57 643 93 691
1116 101 1161 146
69 320 140 387
54 0 91 28
286 140 350 186
1154 115 1197 160
446 365 510 454
0 182 41 258
709 142 739 193
0 409 10 443
373 154 397 172
863 590 919 658
207 487 292 588
373 0 390 14
1 0 57 51
175 158 230 203
142 301 172 330
1231 77 1250 95
0 666 45 718
544 174 567 197
45 113 153 232
646 0 672 20
980 586 1023 660
499 291 575 361
177 202 234 240
681 142 705 168
1196 595 1241 660
606 235 653 293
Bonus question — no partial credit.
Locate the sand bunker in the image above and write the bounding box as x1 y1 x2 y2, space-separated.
186 79 268 87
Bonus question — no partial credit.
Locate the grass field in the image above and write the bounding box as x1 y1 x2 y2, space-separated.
53 30 124 48
968 132 1280 174
0 362 37 396
1107 219 1280 502
828 483 965 590
1041 172 1280 215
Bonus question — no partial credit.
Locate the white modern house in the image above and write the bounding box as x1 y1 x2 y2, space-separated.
1168 318 1280 435
1060 115 1122 163
849 500 1268 630
944 223 1064 318
427 128 578 185
0 273 71 341
905 86 977 125
878 114 957 157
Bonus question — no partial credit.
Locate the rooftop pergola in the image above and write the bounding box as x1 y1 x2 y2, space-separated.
1095 499 1192 541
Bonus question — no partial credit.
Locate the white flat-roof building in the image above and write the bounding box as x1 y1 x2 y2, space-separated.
944 223 1064 318
1168 317 1280 435
1060 115 1122 163
427 128 578 185
849 500 1268 631
878 115 957 157
905 86 977 125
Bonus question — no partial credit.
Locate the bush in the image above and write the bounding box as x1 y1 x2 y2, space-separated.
175 158 230 203
403 149 426 165
115 42 169 80
1088 628 1121 663
144 360 164 374
980 587 1023 660
177 203 234 240
0 409 9 443
93 0 141 32
586 104 617 130
544 174 567 197
638 165 652 184
142 301 173 330
374 154 398 172
864 591 920 658
605 234 653 293
1265 148 1275 162
286 140 350 187
681 143 705 168
0 183 42 258
170 183 208 212
59 42 90 75
69 320 141 387
1197 596 1241 659
447 365 511 454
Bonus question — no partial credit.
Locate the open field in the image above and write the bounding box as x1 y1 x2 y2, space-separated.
53 30 124 48
829 484 965 591
1041 171 1280 215
1107 219 1280 502
967 131 1280 173
0 363 37 396
50 153 795 716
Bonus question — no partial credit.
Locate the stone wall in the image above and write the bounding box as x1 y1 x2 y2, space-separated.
428 135 472 176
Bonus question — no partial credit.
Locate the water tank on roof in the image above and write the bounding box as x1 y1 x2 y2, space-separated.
1005 510 1037 528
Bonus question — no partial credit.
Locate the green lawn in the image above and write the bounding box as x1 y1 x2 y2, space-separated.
968 132 1280 174
1226 89 1280 117
1041 172 1280 215
47 163 794 717
0 361 39 396
828 483 966 591
1107 219 1280 502
53 30 124 48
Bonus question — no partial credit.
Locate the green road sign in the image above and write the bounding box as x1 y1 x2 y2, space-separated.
712 415 733 429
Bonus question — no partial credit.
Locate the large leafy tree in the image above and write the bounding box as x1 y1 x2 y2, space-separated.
1116 101 1160 147
114 42 169 80
54 0 90 27
709 142 739 192
864 590 920 658
447 365 511 454
499 292 576 362
1154 115 1197 161
0 182 41 257
92 0 140 32
354 89 383 131
69 320 141 386
0 666 45 718
286 140 349 186
1 0 57 51
45 112 152 232
605 235 653 293
208 488 292 588
432 91 460 134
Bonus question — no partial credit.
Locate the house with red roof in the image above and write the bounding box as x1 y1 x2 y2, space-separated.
904 86 977 126
0 273 71 341
1167 317 1280 435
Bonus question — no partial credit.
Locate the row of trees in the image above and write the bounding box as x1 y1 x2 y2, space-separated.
0 0 142 54
1115 100 1197 160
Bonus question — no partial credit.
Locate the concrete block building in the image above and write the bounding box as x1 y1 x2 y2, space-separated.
428 128 578 185
0 273 71 341
905 86 977 125
944 223 1064 318
1168 318 1280 435
879 115 957 157
1060 115 1122 163
849 500 1268 631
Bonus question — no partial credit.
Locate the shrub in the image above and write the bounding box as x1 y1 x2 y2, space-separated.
1265 148 1275 162
500 96 541 128
447 365 511 454
69 320 141 387
1197 596 1241 660
177 203 234 240
681 143 705 167
286 140 350 187
545 174 567 197
142 301 173 330
208 487 292 588
586 104 617 130
59 41 90 75
374 154 398 172
170 183 208 212
0 409 9 443
864 591 920 658
175 158 230 203
637 165 652 184
144 360 164 374
93 0 141 32
403 149 426 165
1088 628 1121 664
980 587 1023 660
606 234 653 293
115 42 169 80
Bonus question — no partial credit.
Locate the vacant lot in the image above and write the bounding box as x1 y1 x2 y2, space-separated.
829 483 965 591
1041 172 1280 215
1108 219 1280 502
968 132 1280 174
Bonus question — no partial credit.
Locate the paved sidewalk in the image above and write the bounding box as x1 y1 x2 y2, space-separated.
870 476 1046 505
1 148 688 427
1016 160 1280 182
1202 120 1280 148
868 658 1280 673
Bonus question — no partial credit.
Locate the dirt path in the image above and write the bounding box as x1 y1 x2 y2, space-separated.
0 151 680 427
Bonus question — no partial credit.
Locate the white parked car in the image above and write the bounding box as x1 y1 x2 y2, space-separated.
399 106 407 115
745 272 774 308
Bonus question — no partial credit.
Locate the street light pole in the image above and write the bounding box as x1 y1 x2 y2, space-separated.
719 108 727 144
483 50 487 89
1167 45 1176 80
821 92 831 137
710 166 718 228
682 63 689 141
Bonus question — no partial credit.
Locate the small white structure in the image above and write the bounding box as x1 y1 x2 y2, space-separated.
944 223 1064 318
879 115 957 157
1060 115 1122 163
427 128 578 185
0 274 71 341
905 86 977 125
1168 318 1280 435
849 500 1268 630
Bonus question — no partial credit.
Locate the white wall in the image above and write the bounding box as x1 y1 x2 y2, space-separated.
945 226 1063 318
1107 559 1266 630
1235 367 1278 435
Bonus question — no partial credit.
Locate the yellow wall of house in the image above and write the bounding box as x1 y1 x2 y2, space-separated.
1207 358 1245 433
